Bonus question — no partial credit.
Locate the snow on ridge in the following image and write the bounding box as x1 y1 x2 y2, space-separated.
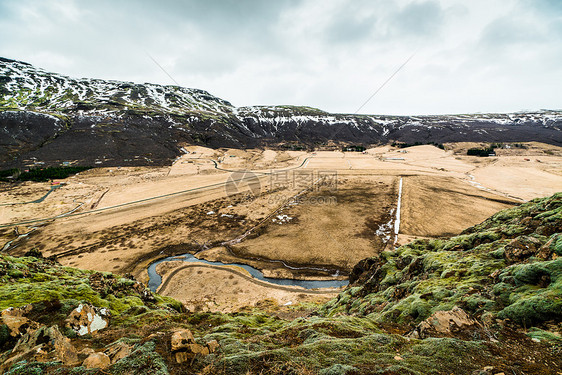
2 59 562 132
0 59 233 114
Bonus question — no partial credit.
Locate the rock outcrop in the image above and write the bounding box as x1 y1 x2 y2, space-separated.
82 352 111 369
1 325 79 371
104 341 133 364
66 303 110 336
1 305 38 337
504 236 545 263
171 328 219 364
409 306 480 339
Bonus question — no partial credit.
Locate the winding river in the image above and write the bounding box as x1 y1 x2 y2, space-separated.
147 253 349 292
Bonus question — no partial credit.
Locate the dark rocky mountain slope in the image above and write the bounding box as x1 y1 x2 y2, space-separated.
1 57 561 167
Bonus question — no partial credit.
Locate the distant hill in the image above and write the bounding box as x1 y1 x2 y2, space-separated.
1 57 561 167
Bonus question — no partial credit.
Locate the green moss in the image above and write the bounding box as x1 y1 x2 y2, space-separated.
499 294 562 325
492 282 514 305
511 259 561 286
526 328 562 344
5 361 61 374
108 341 169 375
0 254 182 325
7 269 24 278
201 330 497 375
319 364 358 375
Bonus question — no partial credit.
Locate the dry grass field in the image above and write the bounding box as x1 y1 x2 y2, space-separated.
230 175 396 273
155 260 335 313
1 142 561 312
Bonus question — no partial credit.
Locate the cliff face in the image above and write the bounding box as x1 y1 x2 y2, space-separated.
1 194 561 374
1 57 561 167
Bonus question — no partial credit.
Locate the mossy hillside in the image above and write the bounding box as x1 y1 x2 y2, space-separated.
186 310 493 375
197 326 494 374
0 254 181 319
6 305 554 375
1 293 501 374
321 193 562 326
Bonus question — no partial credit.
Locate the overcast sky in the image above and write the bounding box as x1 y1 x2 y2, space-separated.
1 0 561 115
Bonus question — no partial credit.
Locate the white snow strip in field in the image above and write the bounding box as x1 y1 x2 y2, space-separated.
394 178 403 244
375 208 395 243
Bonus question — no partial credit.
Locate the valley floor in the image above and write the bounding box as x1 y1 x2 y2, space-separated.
1 142 561 312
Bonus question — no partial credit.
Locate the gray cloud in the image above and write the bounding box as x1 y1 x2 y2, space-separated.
325 11 377 44
389 1 444 38
0 0 560 115
479 16 545 49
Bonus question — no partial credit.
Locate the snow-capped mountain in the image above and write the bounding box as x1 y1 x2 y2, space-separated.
0 57 233 115
1 57 561 167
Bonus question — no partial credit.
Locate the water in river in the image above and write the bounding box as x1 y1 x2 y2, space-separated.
147 253 349 292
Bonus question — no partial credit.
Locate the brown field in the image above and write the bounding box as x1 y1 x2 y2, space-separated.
155 261 336 313
229 175 396 273
399 175 518 239
1 142 561 312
